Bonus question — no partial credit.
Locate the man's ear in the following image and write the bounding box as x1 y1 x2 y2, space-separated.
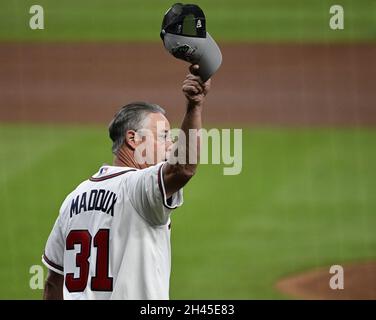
124 130 138 150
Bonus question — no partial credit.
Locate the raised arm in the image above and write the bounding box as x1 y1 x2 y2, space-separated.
163 65 211 198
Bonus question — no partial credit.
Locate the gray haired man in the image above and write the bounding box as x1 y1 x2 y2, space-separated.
42 65 211 299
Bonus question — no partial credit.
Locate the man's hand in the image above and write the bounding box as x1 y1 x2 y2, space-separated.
182 64 211 105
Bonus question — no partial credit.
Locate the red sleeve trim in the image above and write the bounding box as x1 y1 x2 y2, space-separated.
157 163 179 210
90 169 136 182
43 253 64 272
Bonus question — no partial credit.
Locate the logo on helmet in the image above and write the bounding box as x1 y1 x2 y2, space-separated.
171 44 196 62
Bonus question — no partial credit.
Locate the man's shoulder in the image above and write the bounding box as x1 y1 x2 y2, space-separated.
89 165 137 182
60 166 137 209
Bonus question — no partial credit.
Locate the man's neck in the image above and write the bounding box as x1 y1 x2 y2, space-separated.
113 147 148 169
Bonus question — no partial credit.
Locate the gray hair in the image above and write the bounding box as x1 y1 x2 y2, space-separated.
109 101 166 155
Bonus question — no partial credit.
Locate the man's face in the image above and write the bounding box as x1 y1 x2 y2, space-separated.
135 112 172 166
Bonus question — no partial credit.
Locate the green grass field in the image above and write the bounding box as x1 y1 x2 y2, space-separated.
1 0 375 300
1 124 375 299
1 0 375 42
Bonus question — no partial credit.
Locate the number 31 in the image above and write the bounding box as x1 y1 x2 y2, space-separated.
65 229 113 292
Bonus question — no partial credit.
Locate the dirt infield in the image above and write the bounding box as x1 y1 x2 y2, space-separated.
0 43 375 126
276 261 376 299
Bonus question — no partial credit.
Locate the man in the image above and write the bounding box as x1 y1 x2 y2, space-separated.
42 65 211 299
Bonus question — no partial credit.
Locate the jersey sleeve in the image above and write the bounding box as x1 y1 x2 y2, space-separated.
125 162 184 226
42 214 65 275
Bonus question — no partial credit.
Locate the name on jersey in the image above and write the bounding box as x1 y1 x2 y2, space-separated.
70 189 117 218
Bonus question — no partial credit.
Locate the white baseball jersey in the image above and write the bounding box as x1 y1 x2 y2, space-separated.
42 162 183 300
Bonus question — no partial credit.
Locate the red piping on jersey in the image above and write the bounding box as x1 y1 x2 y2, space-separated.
89 169 136 182
157 164 175 209
43 253 64 272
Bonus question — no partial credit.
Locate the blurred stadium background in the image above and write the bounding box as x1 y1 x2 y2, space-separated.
0 0 375 299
